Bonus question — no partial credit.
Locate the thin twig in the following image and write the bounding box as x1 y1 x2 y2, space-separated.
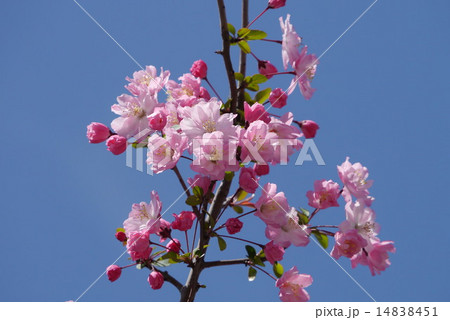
203 258 250 269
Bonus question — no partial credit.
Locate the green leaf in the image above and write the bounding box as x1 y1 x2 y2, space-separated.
253 256 265 267
232 205 244 214
273 262 284 278
186 195 201 206
116 228 125 233
238 41 251 54
227 23 236 35
192 186 203 199
160 251 181 263
312 230 329 249
251 74 268 84
300 208 310 217
247 82 260 92
254 88 272 103
244 92 253 104
136 263 143 270
248 267 257 281
245 245 257 259
218 237 227 251
234 72 244 82
246 30 267 40
237 28 251 38
237 190 248 202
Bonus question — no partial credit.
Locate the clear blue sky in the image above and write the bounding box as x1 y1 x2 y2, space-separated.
1 0 449 302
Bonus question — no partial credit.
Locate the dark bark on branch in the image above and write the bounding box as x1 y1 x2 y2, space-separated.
237 0 249 117
203 258 250 269
217 0 238 113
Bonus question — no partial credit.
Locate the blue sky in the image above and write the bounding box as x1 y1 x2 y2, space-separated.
1 0 449 302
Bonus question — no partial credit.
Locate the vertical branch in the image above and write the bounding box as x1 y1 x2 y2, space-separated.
237 0 249 115
217 0 238 113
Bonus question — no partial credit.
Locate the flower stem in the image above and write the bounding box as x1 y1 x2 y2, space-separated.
217 234 264 248
205 77 224 104
246 7 269 29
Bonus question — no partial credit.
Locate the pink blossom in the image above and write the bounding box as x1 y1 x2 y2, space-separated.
111 94 160 138
199 87 211 100
330 230 368 259
269 88 288 109
115 231 127 242
306 179 341 209
188 174 215 194
106 265 122 282
180 99 238 140
147 129 188 174
300 120 319 138
87 122 110 143
148 108 167 131
106 135 127 155
126 231 152 261
239 167 260 193
240 120 277 164
225 218 243 235
351 240 396 276
268 112 302 165
125 65 170 96
337 157 373 203
166 238 181 254
258 60 278 79
265 207 310 247
290 46 318 100
190 60 208 79
339 200 380 241
166 74 208 107
148 271 164 290
276 266 312 302
254 163 270 176
255 183 289 227
191 131 240 180
244 102 270 124
172 211 196 231
264 241 285 264
280 15 302 70
123 191 162 236
268 0 286 9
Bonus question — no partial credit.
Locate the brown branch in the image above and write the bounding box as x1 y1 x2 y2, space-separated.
157 268 184 292
203 258 250 269
217 0 238 113
172 165 201 219
236 0 249 119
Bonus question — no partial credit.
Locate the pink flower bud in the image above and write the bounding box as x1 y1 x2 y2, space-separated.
239 167 259 193
148 271 164 290
254 164 270 176
264 241 285 264
166 239 181 254
106 265 122 282
106 135 127 155
190 60 208 79
148 109 167 131
300 120 319 138
269 88 288 109
172 211 196 231
225 218 243 235
258 60 278 79
244 102 270 124
268 0 286 9
87 122 110 143
115 231 127 242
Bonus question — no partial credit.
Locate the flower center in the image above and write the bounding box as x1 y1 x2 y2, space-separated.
202 119 217 133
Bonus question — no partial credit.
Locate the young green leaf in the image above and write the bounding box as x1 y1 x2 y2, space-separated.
227 23 236 35
245 245 257 259
312 230 329 249
218 237 227 251
116 227 125 233
192 186 203 199
248 267 257 281
234 72 244 82
247 82 260 92
254 88 272 103
246 30 267 40
236 189 248 202
237 28 251 38
238 40 251 54
273 262 284 278
251 74 268 84
186 195 201 206
232 205 244 214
